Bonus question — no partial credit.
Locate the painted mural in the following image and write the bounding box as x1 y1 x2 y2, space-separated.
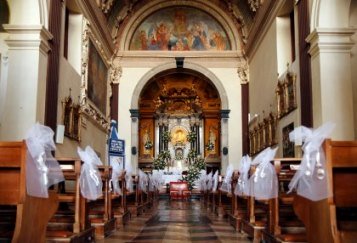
129 7 231 51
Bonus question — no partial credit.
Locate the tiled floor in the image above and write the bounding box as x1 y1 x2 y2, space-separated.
101 199 251 242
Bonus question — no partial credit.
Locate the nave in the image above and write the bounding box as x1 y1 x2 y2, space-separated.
100 198 251 243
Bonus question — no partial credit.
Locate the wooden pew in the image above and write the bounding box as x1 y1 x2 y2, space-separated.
0 141 58 243
112 170 130 228
46 158 95 242
262 158 306 243
228 171 249 231
241 165 270 243
294 139 357 243
127 175 144 217
88 166 116 239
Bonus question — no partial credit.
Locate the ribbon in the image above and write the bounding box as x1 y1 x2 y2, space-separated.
288 122 335 201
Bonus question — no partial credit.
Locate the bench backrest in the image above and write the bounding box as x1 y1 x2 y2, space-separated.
0 141 27 205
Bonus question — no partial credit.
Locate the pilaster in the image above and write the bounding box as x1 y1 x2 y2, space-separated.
0 25 52 140
307 27 356 139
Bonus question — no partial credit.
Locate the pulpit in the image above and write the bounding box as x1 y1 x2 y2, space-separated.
169 181 191 200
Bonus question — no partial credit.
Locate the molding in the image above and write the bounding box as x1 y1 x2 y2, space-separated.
307 27 357 57
116 50 244 58
3 24 53 54
220 110 231 119
118 0 242 52
237 58 249 84
76 0 114 59
244 0 284 59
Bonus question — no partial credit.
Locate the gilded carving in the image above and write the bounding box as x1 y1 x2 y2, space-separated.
80 18 110 131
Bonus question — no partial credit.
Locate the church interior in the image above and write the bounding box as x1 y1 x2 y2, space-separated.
0 0 356 242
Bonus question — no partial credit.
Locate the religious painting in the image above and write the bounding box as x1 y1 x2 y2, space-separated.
130 7 231 51
282 123 295 158
87 40 108 115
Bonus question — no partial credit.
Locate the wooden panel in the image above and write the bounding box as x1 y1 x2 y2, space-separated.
0 147 22 167
333 168 357 207
0 169 21 204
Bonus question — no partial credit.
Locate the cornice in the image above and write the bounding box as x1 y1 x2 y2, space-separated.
76 0 115 59
244 0 283 59
307 27 357 58
3 24 53 54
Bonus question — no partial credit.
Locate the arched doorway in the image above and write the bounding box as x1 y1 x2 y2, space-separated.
136 68 222 173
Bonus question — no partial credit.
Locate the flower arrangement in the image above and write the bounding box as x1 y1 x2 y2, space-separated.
153 150 171 170
205 141 214 151
162 131 171 143
144 140 153 150
187 131 197 143
181 152 206 190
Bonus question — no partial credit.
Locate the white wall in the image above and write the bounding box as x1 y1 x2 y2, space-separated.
67 13 82 74
276 16 292 76
249 21 278 117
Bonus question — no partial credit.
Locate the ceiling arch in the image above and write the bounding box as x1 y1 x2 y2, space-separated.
116 0 243 51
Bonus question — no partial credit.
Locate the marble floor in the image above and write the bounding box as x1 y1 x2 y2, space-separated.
100 199 251 242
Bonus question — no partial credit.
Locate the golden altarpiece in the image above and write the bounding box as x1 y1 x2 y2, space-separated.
137 71 222 173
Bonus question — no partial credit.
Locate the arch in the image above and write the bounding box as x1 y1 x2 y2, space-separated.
130 61 229 110
119 0 241 51
311 0 351 30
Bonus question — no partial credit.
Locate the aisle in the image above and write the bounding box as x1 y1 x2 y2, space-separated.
102 199 251 242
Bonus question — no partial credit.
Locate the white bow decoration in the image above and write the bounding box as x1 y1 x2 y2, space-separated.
25 123 64 198
288 122 335 201
249 147 278 200
234 155 251 196
77 146 103 200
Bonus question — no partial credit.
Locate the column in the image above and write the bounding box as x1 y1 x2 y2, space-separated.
221 110 230 175
307 28 356 139
130 109 140 174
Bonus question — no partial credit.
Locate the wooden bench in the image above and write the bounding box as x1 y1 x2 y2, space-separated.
262 158 306 243
169 181 191 200
0 141 59 243
294 139 357 243
46 158 95 242
112 170 130 228
87 166 116 239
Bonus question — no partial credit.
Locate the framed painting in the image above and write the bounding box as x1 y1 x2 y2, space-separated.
282 123 295 158
87 40 108 115
80 19 110 131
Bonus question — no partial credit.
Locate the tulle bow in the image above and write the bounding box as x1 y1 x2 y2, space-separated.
220 165 234 193
25 123 64 198
77 146 103 200
234 155 251 196
249 147 278 200
288 122 335 201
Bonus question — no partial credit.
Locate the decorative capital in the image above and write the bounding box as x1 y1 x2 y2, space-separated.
237 62 249 84
109 65 122 85
248 0 262 12
221 109 231 119
130 109 140 118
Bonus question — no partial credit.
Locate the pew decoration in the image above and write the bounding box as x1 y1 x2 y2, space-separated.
111 160 123 195
25 123 64 198
150 170 165 191
77 146 103 200
138 169 149 193
212 170 219 193
206 171 213 191
220 164 234 193
288 122 335 201
234 155 251 196
198 170 207 191
249 147 278 200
